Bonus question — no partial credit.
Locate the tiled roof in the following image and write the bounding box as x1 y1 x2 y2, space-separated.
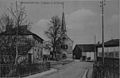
0 26 43 42
98 39 119 47
0 26 44 55
74 44 96 52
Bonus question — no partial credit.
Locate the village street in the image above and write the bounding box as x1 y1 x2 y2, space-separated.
0 0 118 78
37 61 93 78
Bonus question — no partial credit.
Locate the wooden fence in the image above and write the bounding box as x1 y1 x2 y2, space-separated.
0 62 50 77
93 57 119 78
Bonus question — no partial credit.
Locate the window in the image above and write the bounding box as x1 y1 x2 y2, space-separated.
62 37 66 40
34 48 37 51
61 44 68 49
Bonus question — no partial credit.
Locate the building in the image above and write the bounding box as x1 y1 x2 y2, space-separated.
59 10 73 56
97 39 119 58
28 34 43 63
42 41 51 61
73 44 96 61
0 25 43 64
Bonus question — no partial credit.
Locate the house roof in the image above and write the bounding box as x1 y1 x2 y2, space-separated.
97 39 119 47
74 44 96 52
0 26 30 35
0 25 44 55
0 25 44 43
32 33 44 43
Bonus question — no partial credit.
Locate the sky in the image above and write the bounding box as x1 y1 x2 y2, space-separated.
0 0 119 47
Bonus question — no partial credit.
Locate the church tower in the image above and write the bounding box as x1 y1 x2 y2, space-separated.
61 11 66 35
60 3 72 51
61 3 67 40
58 2 73 55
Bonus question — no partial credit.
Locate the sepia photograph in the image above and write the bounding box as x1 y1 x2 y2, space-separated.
0 0 119 78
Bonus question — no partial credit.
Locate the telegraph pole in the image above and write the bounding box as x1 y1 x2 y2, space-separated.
100 0 106 66
100 0 106 77
94 35 96 62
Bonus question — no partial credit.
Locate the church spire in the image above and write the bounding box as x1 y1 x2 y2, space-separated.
61 3 66 34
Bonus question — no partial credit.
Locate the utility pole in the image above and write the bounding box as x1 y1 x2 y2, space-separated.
94 35 96 62
100 0 106 65
100 0 106 78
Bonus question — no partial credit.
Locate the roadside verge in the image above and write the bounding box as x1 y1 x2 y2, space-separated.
82 69 89 78
23 68 57 78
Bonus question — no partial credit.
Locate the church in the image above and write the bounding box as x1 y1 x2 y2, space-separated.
59 8 73 55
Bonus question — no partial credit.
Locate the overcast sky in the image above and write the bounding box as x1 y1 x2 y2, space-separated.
0 0 119 47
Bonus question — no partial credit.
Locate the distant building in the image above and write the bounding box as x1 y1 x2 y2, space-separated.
97 39 119 58
59 11 73 56
73 44 96 61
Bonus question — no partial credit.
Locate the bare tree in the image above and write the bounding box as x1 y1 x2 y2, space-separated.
0 13 14 32
7 2 31 28
45 16 62 60
0 2 33 76
0 2 31 31
0 1 31 65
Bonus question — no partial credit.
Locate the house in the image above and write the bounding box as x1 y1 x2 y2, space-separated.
42 41 51 61
0 25 44 64
73 44 96 61
97 39 119 58
27 34 43 63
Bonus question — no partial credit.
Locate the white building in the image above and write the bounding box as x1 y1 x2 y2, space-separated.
97 39 119 58
27 34 44 63
73 44 96 61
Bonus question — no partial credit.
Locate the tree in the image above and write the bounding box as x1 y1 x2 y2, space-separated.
0 2 31 65
8 2 32 65
45 16 62 60
0 2 33 76
0 13 14 32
